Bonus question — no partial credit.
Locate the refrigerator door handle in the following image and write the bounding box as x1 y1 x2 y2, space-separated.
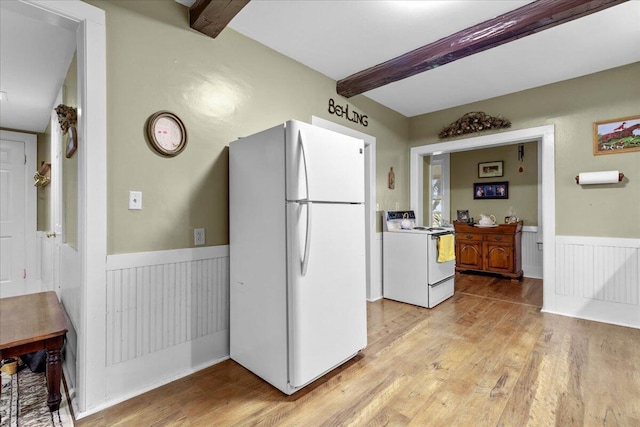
299 130 310 201
301 201 312 276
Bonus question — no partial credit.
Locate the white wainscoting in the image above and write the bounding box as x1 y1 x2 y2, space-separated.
553 236 640 328
522 226 543 279
100 246 230 406
58 243 82 396
36 231 79 398
37 231 52 291
370 233 383 301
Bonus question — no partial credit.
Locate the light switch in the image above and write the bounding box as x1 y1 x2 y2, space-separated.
129 191 142 210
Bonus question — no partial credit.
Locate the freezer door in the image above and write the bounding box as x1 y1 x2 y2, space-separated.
287 202 367 388
285 120 364 203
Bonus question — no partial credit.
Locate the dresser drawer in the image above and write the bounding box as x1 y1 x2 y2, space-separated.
457 233 483 242
484 234 514 243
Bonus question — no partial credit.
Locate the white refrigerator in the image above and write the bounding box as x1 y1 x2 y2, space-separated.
229 120 367 395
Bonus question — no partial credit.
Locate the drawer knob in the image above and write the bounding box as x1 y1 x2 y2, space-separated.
495 236 502 241
466 234 473 239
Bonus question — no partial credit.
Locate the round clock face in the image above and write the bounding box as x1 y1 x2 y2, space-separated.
147 111 187 156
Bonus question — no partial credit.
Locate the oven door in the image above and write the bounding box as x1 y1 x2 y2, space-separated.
427 233 456 284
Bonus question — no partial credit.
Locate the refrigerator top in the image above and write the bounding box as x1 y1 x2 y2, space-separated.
285 120 365 204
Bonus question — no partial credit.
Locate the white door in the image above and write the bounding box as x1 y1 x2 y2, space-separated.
287 202 367 388
285 120 364 203
0 139 26 297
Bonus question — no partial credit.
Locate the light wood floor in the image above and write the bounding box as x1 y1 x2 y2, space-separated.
77 274 640 426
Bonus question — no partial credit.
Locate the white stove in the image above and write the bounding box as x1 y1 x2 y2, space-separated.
382 211 455 308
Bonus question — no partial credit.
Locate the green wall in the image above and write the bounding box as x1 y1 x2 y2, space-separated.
450 142 538 225
37 126 51 231
85 0 409 254
410 62 640 238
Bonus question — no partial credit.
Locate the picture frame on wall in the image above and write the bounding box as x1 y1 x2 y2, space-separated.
457 210 469 222
474 182 508 200
65 126 78 158
593 115 640 155
478 161 503 178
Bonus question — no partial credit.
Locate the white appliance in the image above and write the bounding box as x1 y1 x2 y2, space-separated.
229 120 367 395
382 211 455 308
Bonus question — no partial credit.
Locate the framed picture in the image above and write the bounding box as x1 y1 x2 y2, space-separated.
594 115 640 155
65 126 77 158
474 181 508 200
457 210 469 222
478 161 503 178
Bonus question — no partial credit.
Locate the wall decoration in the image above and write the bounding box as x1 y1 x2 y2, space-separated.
328 98 368 127
474 181 508 200
388 167 395 189
594 115 640 155
33 161 51 188
55 104 78 158
478 161 503 178
438 111 511 139
146 111 187 157
65 126 77 158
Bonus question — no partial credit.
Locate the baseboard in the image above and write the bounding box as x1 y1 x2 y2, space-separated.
75 334 229 419
523 266 543 279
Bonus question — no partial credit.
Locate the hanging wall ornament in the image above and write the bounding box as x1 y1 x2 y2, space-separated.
438 111 511 139
55 104 78 158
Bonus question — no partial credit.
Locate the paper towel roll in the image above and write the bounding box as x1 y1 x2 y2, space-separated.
577 170 621 185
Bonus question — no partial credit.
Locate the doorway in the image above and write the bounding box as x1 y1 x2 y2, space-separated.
410 125 556 312
16 0 107 416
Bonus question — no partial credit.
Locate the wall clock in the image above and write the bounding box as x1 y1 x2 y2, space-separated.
146 111 187 157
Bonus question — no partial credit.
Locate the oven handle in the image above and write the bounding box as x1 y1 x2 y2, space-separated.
431 231 455 240
429 277 454 288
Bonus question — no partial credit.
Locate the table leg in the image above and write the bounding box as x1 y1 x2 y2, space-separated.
46 348 62 412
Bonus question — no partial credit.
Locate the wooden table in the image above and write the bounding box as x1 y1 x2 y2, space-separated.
0 291 67 412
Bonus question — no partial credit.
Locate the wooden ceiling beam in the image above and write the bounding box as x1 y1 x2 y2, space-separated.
337 0 628 98
190 0 250 39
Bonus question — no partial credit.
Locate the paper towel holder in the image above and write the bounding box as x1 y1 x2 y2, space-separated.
575 171 624 185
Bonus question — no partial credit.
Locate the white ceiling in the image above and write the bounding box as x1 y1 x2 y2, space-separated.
2 1 638 134
0 1 77 133
224 0 640 117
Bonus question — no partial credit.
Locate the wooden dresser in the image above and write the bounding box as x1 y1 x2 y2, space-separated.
453 221 523 280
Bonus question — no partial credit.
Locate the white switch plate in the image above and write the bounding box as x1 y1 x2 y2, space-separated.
194 228 205 246
129 191 142 210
